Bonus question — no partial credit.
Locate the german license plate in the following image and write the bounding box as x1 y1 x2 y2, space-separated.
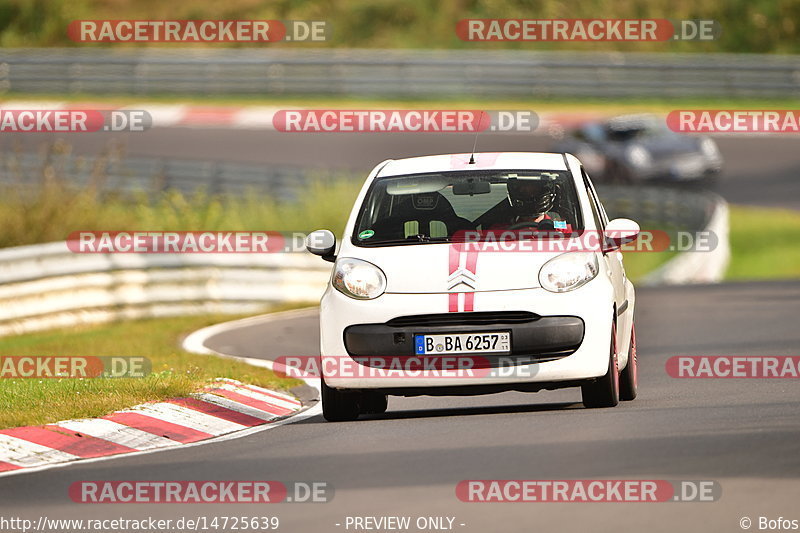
414 332 511 355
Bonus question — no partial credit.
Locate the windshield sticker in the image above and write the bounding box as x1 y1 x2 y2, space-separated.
359 229 375 239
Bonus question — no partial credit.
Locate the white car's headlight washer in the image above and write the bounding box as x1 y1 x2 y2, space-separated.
333 257 387 300
539 252 600 293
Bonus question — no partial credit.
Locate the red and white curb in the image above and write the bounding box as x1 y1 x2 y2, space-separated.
181 308 323 414
0 378 302 477
0 100 599 133
2 101 794 137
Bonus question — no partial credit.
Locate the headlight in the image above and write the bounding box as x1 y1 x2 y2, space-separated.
333 258 386 299
700 137 720 159
538 252 599 293
625 145 651 167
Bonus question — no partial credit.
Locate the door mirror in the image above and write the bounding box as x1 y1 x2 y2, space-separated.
306 229 336 262
603 218 640 252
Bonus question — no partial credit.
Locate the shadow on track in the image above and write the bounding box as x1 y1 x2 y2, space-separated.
296 400 584 424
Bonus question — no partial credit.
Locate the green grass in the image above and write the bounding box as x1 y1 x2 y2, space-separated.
0 312 306 429
0 178 362 248
624 205 800 283
622 250 677 283
726 205 800 280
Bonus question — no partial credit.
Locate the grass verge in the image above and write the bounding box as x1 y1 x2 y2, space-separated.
0 311 305 429
726 205 800 280
622 250 677 283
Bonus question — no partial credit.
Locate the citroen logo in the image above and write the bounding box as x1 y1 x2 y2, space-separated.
448 268 476 291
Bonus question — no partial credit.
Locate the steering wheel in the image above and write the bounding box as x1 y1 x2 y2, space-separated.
507 220 540 231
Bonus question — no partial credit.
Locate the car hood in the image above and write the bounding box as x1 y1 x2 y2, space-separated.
341 243 567 293
637 134 701 158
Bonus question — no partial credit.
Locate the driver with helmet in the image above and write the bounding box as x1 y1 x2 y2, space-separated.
501 176 571 232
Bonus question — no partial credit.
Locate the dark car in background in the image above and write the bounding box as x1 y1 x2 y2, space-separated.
553 114 722 184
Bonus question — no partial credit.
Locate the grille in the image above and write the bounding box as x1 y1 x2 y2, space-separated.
386 311 539 328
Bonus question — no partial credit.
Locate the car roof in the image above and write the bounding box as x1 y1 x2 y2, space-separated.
377 152 569 178
605 113 660 131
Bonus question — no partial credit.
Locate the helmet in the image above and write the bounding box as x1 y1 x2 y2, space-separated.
506 178 557 215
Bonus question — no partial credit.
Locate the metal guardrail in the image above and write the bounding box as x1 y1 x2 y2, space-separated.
0 242 332 336
1 48 798 98
0 149 337 199
596 185 715 231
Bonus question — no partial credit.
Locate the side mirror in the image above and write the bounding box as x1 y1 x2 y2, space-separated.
603 218 640 252
306 229 336 262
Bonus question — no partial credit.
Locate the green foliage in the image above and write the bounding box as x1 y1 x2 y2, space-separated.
726 205 800 280
0 0 796 53
0 176 362 248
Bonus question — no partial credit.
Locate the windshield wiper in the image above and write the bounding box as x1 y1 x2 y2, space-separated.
361 234 452 245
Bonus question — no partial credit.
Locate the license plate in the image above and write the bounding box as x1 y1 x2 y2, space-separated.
414 332 511 355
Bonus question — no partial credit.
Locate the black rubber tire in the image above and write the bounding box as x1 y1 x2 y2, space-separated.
321 378 361 422
619 323 638 401
581 321 620 408
360 392 388 415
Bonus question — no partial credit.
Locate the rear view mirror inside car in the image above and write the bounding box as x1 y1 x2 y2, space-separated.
452 180 491 195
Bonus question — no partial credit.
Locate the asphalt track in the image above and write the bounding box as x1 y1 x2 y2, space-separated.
1 281 798 532
4 129 800 210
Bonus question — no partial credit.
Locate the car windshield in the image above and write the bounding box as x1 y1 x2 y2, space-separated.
605 116 665 141
353 169 584 246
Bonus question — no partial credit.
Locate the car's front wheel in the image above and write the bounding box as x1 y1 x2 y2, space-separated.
581 322 620 408
321 378 361 422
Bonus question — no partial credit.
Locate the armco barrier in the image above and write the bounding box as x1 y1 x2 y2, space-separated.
640 198 730 285
0 149 330 200
0 242 331 336
600 186 730 285
0 187 728 336
0 48 798 98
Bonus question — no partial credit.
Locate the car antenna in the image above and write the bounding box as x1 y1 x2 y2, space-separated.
468 111 485 164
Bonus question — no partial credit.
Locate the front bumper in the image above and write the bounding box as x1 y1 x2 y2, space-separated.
344 314 584 364
639 155 721 181
319 278 616 390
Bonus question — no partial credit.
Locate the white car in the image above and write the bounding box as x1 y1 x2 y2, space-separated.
306 152 639 421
